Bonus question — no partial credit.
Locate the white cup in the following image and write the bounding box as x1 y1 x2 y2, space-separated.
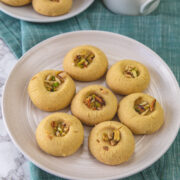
103 0 160 15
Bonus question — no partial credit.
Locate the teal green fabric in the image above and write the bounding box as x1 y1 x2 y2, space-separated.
0 0 180 179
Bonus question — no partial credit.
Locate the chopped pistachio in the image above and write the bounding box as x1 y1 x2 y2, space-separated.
124 65 139 78
124 73 132 78
44 74 64 92
135 98 156 115
51 76 55 81
56 131 60 137
139 102 148 106
53 82 59 87
132 69 138 78
63 127 69 133
113 130 120 141
74 51 95 68
95 102 101 108
51 121 69 137
77 59 86 65
46 75 52 81
141 108 149 116
107 131 113 140
110 140 117 146
102 129 121 146
84 94 105 110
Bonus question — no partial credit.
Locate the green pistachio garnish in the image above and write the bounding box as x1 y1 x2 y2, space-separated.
102 129 121 146
124 65 139 78
84 93 105 110
44 73 64 92
51 76 55 81
51 121 69 137
53 82 59 87
74 51 95 68
134 98 156 115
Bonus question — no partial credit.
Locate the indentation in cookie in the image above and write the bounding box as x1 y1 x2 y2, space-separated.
51 121 70 137
102 128 121 146
44 72 65 92
74 50 95 68
134 97 156 115
84 93 105 110
124 65 140 78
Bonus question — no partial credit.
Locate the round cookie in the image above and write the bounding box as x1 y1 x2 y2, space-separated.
32 0 72 17
36 113 84 156
63 45 108 81
71 85 118 126
88 121 135 165
1 0 31 6
118 93 164 134
106 60 150 95
28 70 75 112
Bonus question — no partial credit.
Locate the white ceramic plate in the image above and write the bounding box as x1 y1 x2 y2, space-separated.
2 31 180 180
0 0 94 23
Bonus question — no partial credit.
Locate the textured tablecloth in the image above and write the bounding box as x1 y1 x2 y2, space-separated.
0 0 180 179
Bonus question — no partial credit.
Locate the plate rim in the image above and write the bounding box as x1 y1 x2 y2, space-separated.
0 0 94 23
2 30 180 180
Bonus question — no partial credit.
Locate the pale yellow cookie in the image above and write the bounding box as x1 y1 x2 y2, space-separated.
63 45 108 81
1 0 31 6
32 0 72 17
106 60 150 95
28 70 75 112
88 121 135 165
71 85 118 126
118 93 164 134
36 113 84 156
